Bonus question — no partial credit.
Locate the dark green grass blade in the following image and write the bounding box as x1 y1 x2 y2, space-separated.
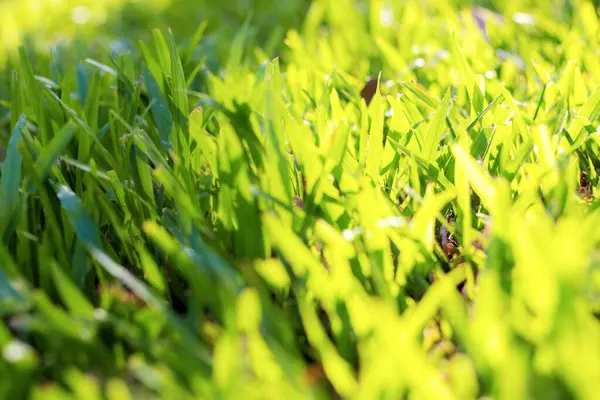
0 114 26 238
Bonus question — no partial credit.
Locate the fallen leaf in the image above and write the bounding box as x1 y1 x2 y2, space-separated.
360 77 379 105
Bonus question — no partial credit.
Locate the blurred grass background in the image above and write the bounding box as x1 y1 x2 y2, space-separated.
2 0 599 62
1 0 600 399
0 0 311 64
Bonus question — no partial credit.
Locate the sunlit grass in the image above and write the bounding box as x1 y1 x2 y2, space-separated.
1 0 600 399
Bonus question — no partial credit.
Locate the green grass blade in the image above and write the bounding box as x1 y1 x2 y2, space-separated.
366 75 384 178
167 29 190 163
34 122 78 180
423 89 450 163
49 261 94 318
0 114 26 237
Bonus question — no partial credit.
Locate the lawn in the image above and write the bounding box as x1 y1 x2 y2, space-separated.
1 0 600 399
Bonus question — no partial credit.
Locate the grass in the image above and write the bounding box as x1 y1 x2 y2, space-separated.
1 0 600 399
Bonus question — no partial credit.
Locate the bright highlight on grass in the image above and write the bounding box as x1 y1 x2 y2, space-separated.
0 0 600 399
